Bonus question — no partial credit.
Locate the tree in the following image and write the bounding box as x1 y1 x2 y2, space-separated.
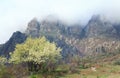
9 37 62 72
0 56 7 65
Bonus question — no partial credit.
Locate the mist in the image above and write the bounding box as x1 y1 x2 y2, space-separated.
0 0 120 44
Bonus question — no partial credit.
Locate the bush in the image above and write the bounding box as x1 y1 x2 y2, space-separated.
9 37 62 72
0 65 13 78
0 64 29 78
114 59 120 65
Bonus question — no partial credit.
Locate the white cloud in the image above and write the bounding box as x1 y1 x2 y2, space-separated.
0 0 120 43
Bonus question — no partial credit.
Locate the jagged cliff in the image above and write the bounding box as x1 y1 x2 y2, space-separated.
85 15 118 38
1 15 120 58
0 31 27 57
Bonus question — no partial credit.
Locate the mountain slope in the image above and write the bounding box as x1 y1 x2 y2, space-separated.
1 15 120 59
85 15 117 38
0 31 27 57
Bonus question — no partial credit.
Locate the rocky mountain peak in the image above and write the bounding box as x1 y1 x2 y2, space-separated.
85 15 117 38
25 18 40 37
1 15 120 59
89 15 107 23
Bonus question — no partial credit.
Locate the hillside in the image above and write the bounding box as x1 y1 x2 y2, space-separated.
1 15 120 78
0 15 120 60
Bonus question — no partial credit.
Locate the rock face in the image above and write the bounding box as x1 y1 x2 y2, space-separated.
85 15 117 38
64 25 85 39
39 18 62 38
0 31 27 57
76 37 120 56
1 15 120 58
25 18 40 37
114 23 120 37
33 17 81 58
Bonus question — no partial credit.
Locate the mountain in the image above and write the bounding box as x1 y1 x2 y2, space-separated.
85 15 118 38
0 31 27 57
25 18 40 37
25 17 81 58
0 16 82 58
1 15 120 59
37 15 84 39
74 37 120 56
113 23 120 37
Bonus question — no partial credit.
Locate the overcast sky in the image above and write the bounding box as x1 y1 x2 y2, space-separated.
0 0 120 44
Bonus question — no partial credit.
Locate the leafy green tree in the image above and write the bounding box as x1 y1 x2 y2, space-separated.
9 37 61 72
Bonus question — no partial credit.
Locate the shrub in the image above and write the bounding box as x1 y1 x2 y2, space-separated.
9 37 62 72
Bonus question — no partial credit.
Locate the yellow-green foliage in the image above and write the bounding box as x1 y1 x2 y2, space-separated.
9 37 61 64
0 56 7 64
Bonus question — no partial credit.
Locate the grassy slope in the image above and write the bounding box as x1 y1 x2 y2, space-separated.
28 64 120 78
60 65 120 78
59 53 120 78
28 53 120 78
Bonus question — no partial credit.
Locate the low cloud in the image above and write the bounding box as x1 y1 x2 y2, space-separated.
0 0 120 43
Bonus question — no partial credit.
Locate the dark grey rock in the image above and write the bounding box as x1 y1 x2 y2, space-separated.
0 31 27 57
25 18 40 37
85 15 117 38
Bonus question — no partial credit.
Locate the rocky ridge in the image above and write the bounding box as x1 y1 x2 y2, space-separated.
0 15 120 58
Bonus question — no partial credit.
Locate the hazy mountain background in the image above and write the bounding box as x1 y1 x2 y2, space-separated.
1 0 120 60
1 1 120 78
1 0 120 44
1 15 120 60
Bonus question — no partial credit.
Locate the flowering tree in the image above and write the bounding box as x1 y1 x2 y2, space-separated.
9 37 61 72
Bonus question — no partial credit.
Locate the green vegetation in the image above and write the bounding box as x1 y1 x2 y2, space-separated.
59 64 120 78
9 37 61 72
1 37 120 78
0 56 7 64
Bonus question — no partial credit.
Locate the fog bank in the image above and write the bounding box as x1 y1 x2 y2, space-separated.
0 0 120 43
